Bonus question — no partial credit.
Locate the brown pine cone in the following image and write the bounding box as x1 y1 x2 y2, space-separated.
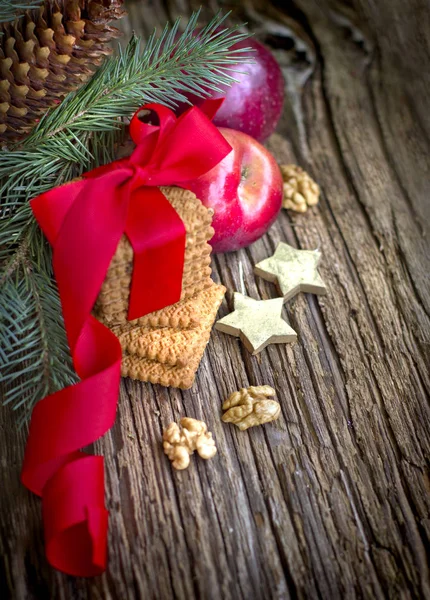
0 0 126 145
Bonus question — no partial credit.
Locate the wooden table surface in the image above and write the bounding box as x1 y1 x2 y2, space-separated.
1 1 429 598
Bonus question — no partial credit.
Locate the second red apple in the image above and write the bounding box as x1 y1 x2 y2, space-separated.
184 128 283 253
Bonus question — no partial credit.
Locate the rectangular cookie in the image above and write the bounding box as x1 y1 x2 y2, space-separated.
108 290 204 332
121 283 226 389
116 284 222 366
95 243 213 307
94 186 215 326
94 265 213 326
95 239 213 314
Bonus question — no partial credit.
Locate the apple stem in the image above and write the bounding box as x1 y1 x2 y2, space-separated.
241 166 250 181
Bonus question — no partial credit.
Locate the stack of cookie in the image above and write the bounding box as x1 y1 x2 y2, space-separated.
94 187 225 389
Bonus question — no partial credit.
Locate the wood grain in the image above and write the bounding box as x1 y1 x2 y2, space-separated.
1 1 429 598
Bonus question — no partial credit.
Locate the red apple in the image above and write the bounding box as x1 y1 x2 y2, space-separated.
183 128 283 253
177 38 284 142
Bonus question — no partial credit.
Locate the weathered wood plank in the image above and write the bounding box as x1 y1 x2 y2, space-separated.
1 1 429 599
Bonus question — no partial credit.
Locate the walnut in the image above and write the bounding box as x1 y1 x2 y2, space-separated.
222 385 281 431
280 164 320 212
163 418 217 470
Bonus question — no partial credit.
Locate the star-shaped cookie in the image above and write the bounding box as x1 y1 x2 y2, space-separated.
254 242 327 302
215 293 297 354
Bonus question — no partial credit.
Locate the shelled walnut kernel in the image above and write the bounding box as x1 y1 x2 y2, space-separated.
163 418 217 470
222 386 280 431
280 164 320 212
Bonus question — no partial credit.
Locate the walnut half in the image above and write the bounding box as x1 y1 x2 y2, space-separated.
163 417 217 470
222 385 281 431
280 164 320 213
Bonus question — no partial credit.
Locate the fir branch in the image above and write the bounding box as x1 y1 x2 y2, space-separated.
0 10 251 422
1 10 250 209
0 259 77 426
0 0 42 23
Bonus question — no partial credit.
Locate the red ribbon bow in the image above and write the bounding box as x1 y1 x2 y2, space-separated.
21 100 230 576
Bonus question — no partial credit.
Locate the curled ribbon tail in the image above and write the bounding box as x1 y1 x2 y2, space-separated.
21 318 122 576
42 456 109 576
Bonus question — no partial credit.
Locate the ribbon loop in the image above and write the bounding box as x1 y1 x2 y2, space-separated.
23 102 231 577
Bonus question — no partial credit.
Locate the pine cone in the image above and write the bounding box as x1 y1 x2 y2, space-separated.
0 0 126 144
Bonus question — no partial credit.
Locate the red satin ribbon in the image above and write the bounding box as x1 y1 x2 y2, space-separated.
21 99 230 576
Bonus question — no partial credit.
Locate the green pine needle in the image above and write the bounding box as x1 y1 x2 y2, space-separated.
0 0 42 23
0 10 251 422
